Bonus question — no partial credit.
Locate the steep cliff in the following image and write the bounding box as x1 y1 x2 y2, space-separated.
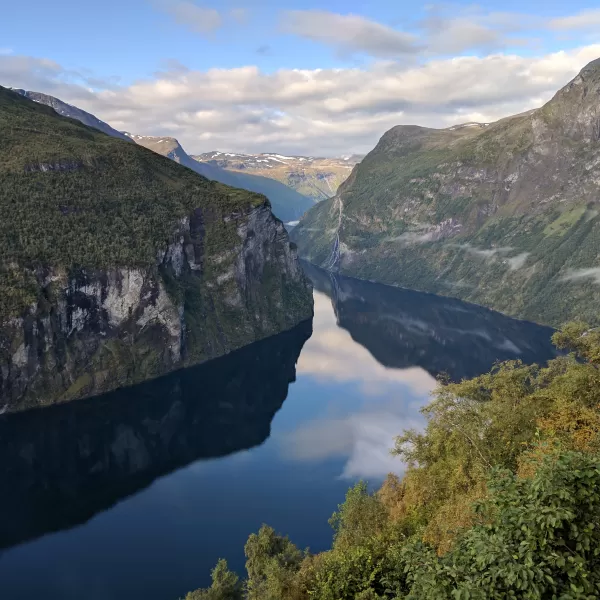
0 86 313 412
292 58 600 327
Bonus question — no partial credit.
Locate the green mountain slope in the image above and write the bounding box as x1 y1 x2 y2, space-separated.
7 89 315 223
0 86 312 411
12 88 133 142
292 58 600 327
126 135 315 222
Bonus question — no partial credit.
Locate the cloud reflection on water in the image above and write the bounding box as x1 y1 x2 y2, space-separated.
280 292 436 480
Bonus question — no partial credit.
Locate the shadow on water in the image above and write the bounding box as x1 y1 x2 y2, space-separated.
0 320 312 552
301 260 557 381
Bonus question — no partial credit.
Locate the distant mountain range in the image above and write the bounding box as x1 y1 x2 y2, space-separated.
11 89 315 223
194 151 363 201
124 134 315 222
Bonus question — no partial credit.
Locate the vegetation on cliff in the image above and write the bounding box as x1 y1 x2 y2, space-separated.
0 85 313 411
0 85 265 318
184 321 600 599
292 59 600 328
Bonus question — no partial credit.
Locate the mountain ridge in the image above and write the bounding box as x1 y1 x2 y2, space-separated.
126 134 316 222
9 89 315 223
11 88 132 142
292 57 600 327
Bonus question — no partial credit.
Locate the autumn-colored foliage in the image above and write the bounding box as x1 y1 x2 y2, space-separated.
184 322 600 599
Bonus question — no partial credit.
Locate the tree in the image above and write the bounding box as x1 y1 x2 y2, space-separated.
184 559 243 600
244 525 304 600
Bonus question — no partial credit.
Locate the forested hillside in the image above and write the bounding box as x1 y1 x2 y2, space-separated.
185 321 600 599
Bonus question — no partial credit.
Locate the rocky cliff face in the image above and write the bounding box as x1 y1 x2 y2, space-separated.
0 203 312 413
292 58 600 327
0 85 313 413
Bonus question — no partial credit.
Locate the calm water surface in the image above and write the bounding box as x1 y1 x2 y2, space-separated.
0 263 557 600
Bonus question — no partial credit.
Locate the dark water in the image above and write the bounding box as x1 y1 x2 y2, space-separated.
0 263 557 600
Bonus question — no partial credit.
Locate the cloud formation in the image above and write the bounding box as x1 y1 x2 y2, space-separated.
562 267 600 285
548 9 600 30
1 29 599 156
282 8 537 58
158 1 222 34
281 11 420 58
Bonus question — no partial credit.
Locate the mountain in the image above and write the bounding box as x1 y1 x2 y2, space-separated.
0 85 312 413
302 261 556 382
0 320 311 551
8 89 314 222
12 88 132 142
292 58 600 328
193 151 363 201
126 134 316 222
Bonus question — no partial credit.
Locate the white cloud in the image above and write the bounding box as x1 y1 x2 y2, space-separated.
281 8 538 58
279 291 433 479
1 44 599 156
0 48 13 56
548 9 600 30
281 10 420 58
506 252 530 270
158 1 222 34
562 267 600 285
229 8 248 24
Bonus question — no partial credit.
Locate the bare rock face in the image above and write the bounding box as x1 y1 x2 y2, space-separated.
0 204 313 413
292 58 600 327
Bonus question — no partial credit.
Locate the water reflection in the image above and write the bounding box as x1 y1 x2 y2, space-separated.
301 261 557 381
280 291 434 479
0 321 312 552
280 262 557 480
0 266 559 600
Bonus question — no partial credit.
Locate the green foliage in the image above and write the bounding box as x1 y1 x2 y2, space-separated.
184 560 243 600
402 453 600 599
245 525 305 600
0 85 264 319
183 321 600 599
329 482 389 551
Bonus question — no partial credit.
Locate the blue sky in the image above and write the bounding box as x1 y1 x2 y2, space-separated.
2 0 596 80
1 1 600 155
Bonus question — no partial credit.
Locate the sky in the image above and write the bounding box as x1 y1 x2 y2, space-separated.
1 0 600 156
